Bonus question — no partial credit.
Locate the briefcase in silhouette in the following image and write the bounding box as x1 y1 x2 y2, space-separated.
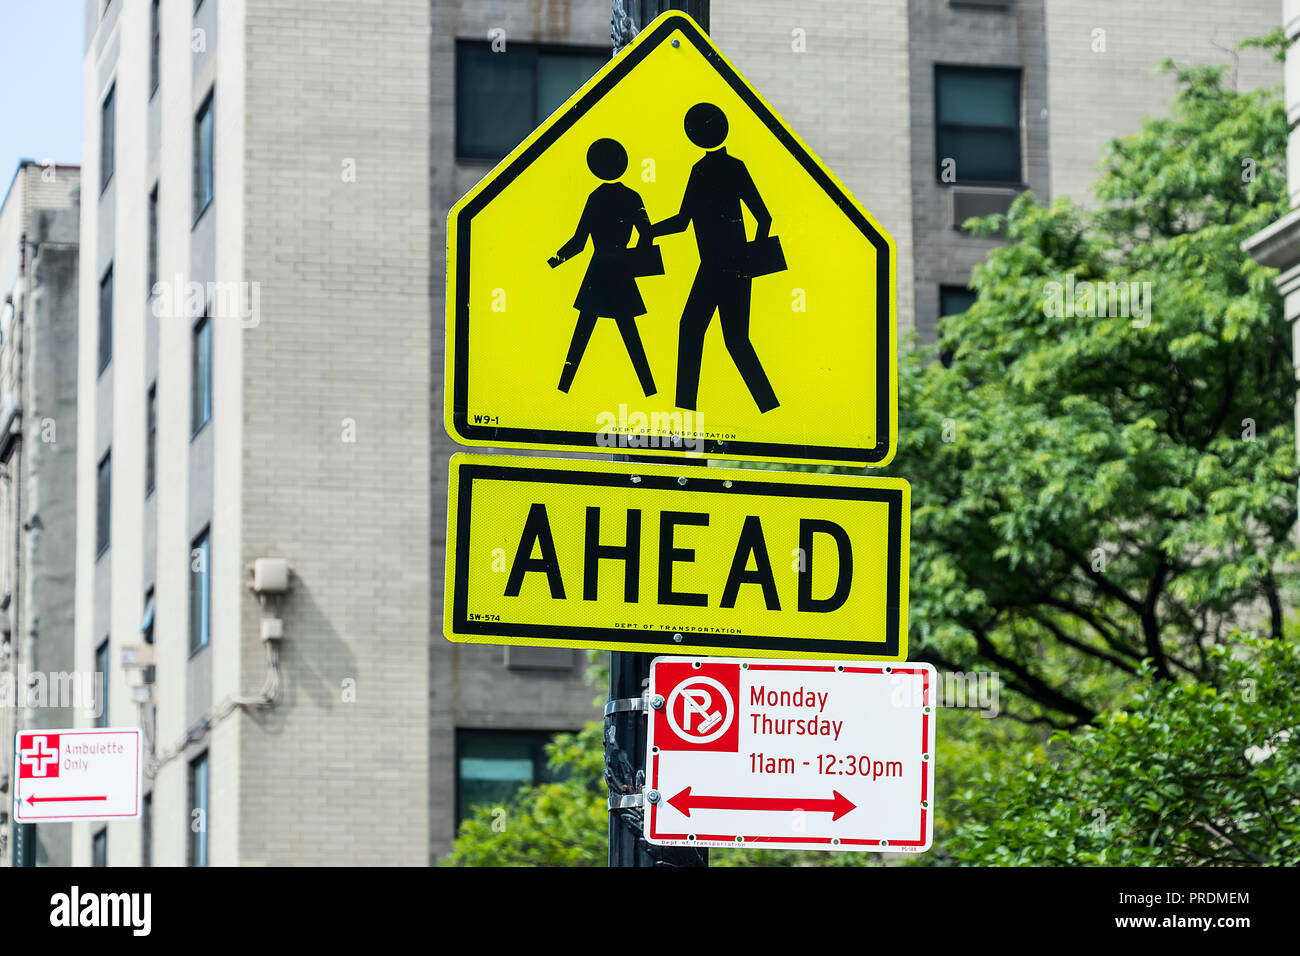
742 234 787 278
628 242 665 277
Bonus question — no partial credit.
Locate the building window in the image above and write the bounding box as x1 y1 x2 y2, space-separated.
193 92 214 222
938 285 978 368
142 589 155 645
141 588 156 685
142 793 152 867
146 383 157 495
149 1 161 97
92 828 107 867
455 729 564 823
95 638 110 728
189 528 210 655
187 752 209 867
191 317 212 436
100 84 115 192
96 452 111 557
98 265 113 374
935 66 1021 184
147 185 159 294
455 41 606 161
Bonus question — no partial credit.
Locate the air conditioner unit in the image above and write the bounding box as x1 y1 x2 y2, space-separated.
951 0 1015 10
504 645 577 671
121 644 157 668
950 186 1020 232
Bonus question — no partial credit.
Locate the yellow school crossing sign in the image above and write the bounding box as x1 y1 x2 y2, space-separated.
445 11 897 467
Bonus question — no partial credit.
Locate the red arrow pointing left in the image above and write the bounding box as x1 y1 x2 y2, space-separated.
26 795 107 806
667 787 856 821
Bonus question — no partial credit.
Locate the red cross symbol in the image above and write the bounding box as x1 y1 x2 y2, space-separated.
19 734 60 779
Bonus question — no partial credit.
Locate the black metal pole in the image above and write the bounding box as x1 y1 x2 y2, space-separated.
605 461 708 868
612 0 710 54
604 0 712 870
605 649 659 867
12 822 35 867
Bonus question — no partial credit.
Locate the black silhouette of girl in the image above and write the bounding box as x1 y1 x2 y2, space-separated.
549 138 659 397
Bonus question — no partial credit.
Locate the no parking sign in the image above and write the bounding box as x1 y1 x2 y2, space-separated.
645 658 935 852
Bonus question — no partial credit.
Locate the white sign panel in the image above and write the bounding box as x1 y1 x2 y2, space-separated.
645 658 935 852
13 728 142 824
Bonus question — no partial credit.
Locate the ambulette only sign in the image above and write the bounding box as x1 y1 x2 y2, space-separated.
645 658 935 852
13 728 142 824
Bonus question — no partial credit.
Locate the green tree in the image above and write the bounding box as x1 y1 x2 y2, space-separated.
949 631 1300 865
893 50 1297 726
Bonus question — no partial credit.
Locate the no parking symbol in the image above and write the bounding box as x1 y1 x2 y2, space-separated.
653 662 739 752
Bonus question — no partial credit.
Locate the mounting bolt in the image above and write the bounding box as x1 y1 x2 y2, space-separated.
651 694 665 709
673 633 683 643
677 476 687 486
647 790 661 804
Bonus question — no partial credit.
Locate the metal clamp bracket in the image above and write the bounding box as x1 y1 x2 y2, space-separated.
604 697 649 716
608 793 645 810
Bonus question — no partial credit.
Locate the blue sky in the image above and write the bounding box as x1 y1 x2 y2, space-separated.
0 1 83 193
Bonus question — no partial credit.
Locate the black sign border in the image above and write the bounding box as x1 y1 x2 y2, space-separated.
451 460 904 657
450 12 894 467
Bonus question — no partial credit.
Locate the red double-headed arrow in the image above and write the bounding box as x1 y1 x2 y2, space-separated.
667 787 856 821
25 794 107 806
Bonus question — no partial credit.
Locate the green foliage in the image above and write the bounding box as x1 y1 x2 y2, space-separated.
890 54 1297 726
908 707 1047 865
949 632 1300 865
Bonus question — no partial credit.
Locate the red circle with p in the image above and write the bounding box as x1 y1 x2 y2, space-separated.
654 662 740 752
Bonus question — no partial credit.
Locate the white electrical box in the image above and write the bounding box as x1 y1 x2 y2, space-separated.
253 557 289 594
120 644 157 668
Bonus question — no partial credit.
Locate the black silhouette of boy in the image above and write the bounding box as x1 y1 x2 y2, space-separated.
549 138 658 397
650 102 780 413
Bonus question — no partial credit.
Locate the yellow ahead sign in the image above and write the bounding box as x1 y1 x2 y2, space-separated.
445 12 896 467
445 455 910 660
